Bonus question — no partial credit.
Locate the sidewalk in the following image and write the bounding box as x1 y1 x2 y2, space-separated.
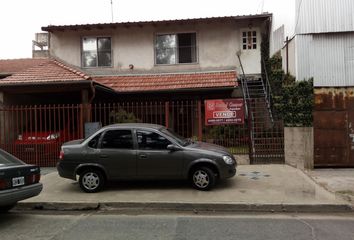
306 168 354 204
18 165 353 213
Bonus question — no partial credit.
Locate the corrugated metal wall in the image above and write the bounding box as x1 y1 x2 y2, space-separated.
295 32 354 86
296 0 354 34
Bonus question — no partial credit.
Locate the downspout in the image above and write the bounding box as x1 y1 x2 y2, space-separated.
89 80 96 104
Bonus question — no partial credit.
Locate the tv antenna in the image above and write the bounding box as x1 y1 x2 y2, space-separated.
110 0 114 22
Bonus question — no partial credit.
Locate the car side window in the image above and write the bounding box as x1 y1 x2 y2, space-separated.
101 130 133 149
88 132 102 149
137 130 171 150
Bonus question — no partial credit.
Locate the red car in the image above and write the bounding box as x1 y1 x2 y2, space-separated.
14 129 73 165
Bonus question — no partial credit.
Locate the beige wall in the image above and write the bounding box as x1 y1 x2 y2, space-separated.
284 127 314 169
49 20 265 75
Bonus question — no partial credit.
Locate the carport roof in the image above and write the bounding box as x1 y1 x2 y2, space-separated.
0 59 92 85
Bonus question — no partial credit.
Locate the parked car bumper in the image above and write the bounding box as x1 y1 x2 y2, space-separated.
219 165 237 179
0 183 43 206
57 162 76 180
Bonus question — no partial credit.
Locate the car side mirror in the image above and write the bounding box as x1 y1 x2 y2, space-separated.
167 144 181 151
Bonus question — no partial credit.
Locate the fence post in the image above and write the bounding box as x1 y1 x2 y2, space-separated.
165 101 169 128
198 100 202 141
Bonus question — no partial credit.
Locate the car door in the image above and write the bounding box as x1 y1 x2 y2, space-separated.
97 129 137 179
136 129 184 178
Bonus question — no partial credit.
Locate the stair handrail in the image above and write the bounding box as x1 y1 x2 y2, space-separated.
237 53 255 157
262 58 272 110
236 54 249 118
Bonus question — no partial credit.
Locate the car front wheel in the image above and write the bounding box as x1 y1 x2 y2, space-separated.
191 167 215 191
79 169 105 193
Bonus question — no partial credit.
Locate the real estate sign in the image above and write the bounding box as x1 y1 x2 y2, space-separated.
205 99 245 125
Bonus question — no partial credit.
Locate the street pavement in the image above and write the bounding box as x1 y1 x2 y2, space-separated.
18 164 353 213
2 212 354 240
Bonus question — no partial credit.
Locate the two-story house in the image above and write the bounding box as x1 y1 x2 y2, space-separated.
0 14 279 166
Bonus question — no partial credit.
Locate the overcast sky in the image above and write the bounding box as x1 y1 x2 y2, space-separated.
0 0 295 59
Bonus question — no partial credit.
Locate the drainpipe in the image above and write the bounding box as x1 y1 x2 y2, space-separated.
89 80 96 104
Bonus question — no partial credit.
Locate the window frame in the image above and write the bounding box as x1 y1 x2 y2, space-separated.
99 129 135 150
154 31 199 66
81 36 113 68
241 30 258 50
135 129 174 151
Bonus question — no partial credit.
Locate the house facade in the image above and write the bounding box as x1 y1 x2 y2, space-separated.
44 15 270 79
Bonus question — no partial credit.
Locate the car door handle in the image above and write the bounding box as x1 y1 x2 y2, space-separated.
100 154 108 158
139 154 147 159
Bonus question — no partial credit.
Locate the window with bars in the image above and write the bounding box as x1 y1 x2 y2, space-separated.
82 37 112 67
242 31 257 50
155 33 197 65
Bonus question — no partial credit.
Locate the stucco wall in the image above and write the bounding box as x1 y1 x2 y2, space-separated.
49 20 265 75
284 127 314 169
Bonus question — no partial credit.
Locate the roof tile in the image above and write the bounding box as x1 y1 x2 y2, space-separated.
0 58 48 75
94 71 238 92
0 59 91 85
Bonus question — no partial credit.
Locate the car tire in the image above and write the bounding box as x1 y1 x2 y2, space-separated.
0 204 16 213
79 169 105 193
190 166 215 191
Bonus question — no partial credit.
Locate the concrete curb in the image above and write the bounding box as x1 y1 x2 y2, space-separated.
16 201 354 213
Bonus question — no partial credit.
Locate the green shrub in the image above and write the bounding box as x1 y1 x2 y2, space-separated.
111 108 140 123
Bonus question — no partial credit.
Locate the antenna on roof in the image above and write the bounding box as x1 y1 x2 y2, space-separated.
110 0 114 22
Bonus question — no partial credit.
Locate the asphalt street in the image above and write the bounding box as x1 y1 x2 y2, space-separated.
1 211 354 240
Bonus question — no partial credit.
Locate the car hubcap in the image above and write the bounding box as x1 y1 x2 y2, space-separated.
82 172 99 190
193 170 209 188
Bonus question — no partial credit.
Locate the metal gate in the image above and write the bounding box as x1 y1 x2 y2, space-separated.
314 88 354 167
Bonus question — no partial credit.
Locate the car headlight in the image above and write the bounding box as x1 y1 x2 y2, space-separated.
223 155 234 165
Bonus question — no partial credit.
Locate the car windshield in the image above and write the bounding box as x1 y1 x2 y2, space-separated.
160 128 190 146
0 149 24 166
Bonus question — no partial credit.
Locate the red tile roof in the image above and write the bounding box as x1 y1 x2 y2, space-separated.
0 58 48 75
0 59 91 85
94 71 238 92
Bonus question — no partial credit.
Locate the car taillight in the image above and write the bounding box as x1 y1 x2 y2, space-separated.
59 150 64 160
26 174 40 184
0 178 9 190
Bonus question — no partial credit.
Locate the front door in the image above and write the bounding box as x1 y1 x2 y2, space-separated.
136 130 184 178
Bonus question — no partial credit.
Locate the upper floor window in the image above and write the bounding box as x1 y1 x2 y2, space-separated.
82 37 112 67
155 33 197 65
242 31 257 50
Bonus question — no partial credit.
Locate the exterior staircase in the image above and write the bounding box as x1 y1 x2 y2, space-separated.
241 77 284 164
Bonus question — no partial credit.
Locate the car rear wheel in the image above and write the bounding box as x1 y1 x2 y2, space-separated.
191 167 215 191
79 169 105 193
0 204 16 213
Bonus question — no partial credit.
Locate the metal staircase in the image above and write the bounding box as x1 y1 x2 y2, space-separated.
238 56 284 164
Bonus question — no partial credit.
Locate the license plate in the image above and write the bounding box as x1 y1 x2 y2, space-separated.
12 176 25 187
